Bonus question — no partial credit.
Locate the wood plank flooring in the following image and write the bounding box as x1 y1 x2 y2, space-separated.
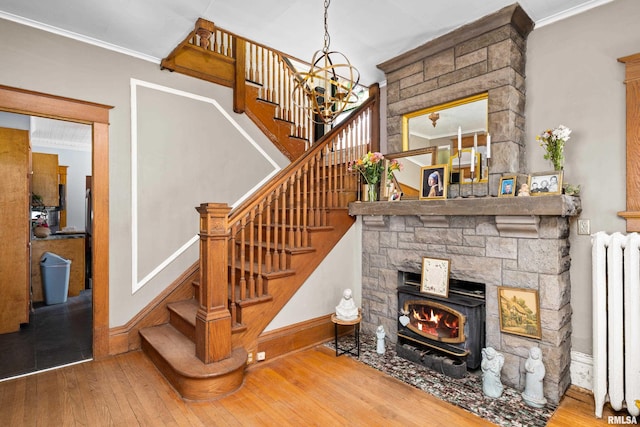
0 345 628 426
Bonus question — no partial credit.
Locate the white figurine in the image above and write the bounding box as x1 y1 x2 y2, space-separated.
518 183 530 197
481 347 505 398
335 288 359 321
399 308 410 327
522 347 548 408
376 325 386 355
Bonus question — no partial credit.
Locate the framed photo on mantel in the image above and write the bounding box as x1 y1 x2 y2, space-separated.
528 171 563 196
420 257 450 298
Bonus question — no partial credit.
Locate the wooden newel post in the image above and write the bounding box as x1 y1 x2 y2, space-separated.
195 18 215 50
195 202 232 364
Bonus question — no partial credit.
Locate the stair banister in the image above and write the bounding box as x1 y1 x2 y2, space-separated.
228 85 379 223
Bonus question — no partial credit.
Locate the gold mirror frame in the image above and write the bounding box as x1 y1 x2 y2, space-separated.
401 93 489 185
383 147 437 199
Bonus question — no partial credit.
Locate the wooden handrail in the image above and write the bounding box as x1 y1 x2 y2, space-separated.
229 86 379 221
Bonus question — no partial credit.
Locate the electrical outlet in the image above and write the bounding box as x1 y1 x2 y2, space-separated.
257 351 266 361
247 352 253 364
578 219 590 235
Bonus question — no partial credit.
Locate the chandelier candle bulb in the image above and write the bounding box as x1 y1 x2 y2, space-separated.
474 132 478 150
458 126 462 152
487 133 491 158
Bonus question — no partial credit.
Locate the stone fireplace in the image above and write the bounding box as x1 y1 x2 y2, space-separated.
349 3 581 406
350 197 581 404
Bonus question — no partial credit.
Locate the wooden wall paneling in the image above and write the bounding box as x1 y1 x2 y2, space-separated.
618 53 640 231
32 153 59 207
0 127 30 333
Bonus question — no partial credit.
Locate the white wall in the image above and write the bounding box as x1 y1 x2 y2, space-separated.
267 220 362 330
526 0 640 358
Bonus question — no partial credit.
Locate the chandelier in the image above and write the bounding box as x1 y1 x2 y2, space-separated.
293 0 360 125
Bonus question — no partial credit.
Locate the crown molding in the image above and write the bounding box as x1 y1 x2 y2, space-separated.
0 11 160 64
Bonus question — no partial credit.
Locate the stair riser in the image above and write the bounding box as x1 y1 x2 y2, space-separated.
169 310 196 343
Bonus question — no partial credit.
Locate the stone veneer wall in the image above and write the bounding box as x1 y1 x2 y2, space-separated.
378 4 534 195
359 213 572 404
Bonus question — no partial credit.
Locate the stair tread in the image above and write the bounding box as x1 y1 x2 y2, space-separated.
168 299 198 325
140 324 246 378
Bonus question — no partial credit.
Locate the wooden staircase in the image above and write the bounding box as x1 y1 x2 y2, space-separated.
140 18 380 400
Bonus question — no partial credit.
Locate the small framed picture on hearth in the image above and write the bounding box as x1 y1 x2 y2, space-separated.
420 257 450 297
498 287 542 339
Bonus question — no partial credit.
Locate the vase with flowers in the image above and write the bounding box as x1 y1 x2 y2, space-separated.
536 125 572 171
349 152 402 202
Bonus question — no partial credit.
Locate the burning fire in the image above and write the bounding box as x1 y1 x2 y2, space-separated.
411 306 459 338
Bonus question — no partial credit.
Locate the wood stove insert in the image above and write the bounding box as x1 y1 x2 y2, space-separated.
397 272 485 369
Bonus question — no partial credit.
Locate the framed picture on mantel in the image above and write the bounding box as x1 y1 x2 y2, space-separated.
528 171 563 196
420 257 450 298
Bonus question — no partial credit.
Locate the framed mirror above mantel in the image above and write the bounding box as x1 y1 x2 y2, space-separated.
391 93 490 198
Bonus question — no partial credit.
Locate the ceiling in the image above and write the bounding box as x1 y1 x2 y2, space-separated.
1 1 611 150
0 0 611 86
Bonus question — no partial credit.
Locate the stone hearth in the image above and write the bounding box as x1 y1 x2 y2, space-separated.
350 195 581 404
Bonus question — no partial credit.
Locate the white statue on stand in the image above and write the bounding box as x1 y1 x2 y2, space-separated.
522 347 548 408
481 347 505 398
335 288 359 321
376 325 386 354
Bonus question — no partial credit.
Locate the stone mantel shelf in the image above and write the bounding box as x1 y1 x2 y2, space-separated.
349 195 581 218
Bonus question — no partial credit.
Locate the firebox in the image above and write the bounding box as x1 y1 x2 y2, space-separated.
397 272 485 369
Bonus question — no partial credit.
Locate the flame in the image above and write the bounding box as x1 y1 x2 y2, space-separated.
408 305 462 339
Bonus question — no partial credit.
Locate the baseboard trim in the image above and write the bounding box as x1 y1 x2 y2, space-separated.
254 314 338 365
108 262 199 355
571 350 593 391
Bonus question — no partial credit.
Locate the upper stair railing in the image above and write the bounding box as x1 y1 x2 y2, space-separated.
164 18 367 151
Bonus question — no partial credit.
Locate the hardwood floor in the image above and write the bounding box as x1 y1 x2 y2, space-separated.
0 345 627 426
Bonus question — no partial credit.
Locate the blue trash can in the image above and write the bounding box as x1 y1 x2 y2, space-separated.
40 252 71 305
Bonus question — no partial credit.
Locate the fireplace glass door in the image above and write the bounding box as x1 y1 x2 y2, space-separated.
404 300 466 343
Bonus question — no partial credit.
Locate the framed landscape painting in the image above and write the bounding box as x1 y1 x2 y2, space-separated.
498 287 542 339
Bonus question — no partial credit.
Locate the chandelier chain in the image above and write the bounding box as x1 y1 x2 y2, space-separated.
323 0 331 52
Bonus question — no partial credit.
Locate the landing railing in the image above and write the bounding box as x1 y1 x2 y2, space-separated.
182 18 366 147
195 87 379 363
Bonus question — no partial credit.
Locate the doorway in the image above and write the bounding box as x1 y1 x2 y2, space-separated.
0 114 94 379
0 84 112 366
